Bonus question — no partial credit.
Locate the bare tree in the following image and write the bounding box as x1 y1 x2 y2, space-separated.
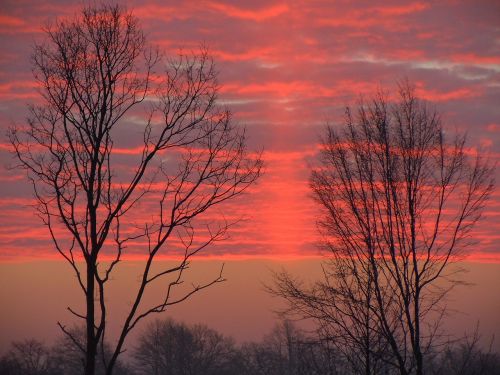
242 320 344 375
50 326 132 375
1 339 53 375
9 4 261 375
433 332 500 375
272 83 493 375
133 319 240 375
272 268 392 375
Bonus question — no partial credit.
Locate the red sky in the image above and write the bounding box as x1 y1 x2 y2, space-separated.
0 0 499 262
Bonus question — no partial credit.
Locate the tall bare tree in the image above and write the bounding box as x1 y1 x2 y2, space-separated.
272 83 493 375
9 4 262 375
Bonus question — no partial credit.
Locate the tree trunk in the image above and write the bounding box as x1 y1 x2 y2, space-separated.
85 261 96 375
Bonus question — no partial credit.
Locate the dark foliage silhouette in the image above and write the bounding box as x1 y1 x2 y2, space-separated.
133 319 242 375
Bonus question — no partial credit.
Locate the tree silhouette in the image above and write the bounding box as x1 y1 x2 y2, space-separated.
9 4 261 375
272 82 493 375
133 319 240 375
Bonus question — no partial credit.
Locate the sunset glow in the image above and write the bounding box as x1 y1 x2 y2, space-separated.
1 0 499 263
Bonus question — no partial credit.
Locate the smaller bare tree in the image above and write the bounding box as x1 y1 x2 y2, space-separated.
272 82 494 375
272 266 391 374
429 326 500 375
133 319 239 375
3 340 53 375
242 320 344 375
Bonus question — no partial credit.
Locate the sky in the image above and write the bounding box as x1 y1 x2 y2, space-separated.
1 0 500 262
1 259 500 354
0 0 499 354
0 1 500 261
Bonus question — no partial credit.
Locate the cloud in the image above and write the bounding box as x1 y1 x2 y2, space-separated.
373 2 429 16
414 83 479 101
0 0 499 261
206 2 289 22
0 15 25 27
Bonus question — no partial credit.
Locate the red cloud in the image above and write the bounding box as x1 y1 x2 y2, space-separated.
0 0 499 262
414 82 479 101
206 2 289 21
452 53 500 66
373 2 429 16
212 47 276 62
486 124 500 132
0 15 25 27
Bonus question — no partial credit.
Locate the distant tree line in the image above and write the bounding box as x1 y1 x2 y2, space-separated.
1 318 499 375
